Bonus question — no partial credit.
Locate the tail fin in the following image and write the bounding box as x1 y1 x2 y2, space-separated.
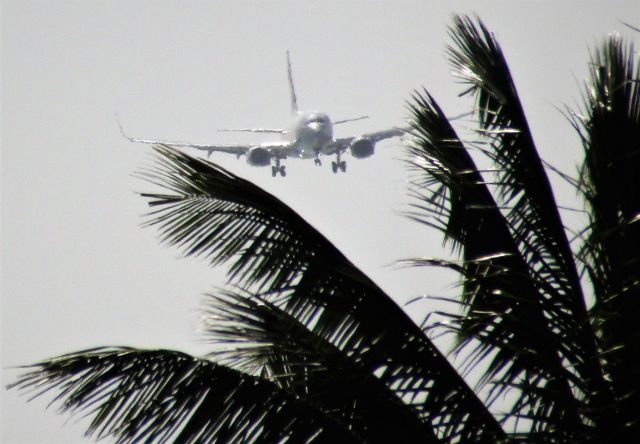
286 50 298 115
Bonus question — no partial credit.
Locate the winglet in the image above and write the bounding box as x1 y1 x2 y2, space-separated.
116 114 135 142
116 116 166 146
287 50 298 115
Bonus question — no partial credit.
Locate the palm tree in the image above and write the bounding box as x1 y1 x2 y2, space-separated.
9 15 639 443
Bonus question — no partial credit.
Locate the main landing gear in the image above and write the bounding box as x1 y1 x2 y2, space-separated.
311 149 346 173
271 158 286 177
331 151 347 174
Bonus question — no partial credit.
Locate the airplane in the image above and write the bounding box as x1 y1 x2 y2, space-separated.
122 51 409 177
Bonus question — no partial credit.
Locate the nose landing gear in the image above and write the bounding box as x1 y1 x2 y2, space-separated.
314 149 322 166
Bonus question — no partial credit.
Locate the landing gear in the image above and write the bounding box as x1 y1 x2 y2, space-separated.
271 165 286 177
331 151 347 173
271 158 286 177
313 148 322 166
332 160 346 173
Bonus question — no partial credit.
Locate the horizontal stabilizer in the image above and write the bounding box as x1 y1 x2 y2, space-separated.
333 115 369 125
217 128 288 134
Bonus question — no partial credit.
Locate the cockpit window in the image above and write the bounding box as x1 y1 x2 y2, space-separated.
308 114 330 124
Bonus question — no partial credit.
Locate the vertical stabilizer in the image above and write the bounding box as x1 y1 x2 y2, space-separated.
286 50 299 115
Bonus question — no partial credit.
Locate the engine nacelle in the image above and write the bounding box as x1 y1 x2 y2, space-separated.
246 147 271 166
349 137 375 159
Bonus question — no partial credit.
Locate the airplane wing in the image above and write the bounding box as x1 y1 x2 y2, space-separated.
127 136 254 157
122 130 295 159
325 126 411 155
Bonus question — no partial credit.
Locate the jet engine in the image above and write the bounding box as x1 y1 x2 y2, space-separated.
349 137 375 158
246 147 272 166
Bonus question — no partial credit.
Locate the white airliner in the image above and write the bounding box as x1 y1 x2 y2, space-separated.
123 51 408 177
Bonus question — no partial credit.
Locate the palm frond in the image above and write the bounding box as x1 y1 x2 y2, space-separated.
446 14 623 434
202 290 440 443
138 146 308 292
447 13 606 384
8 347 359 443
574 34 640 440
405 90 591 439
138 146 506 442
281 270 509 443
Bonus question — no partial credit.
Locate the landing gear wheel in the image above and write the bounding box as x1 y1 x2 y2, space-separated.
331 161 338 173
280 165 286 177
340 161 347 172
271 166 277 177
314 158 322 166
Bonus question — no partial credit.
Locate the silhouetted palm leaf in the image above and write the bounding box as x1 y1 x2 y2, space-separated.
9 347 358 443
404 14 638 442
405 90 588 440
447 15 593 345
572 35 640 440
139 145 506 442
201 290 439 443
447 17 605 407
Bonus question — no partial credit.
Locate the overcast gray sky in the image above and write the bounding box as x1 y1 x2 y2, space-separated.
2 1 638 442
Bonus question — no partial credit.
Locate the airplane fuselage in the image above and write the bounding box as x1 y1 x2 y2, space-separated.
290 111 334 159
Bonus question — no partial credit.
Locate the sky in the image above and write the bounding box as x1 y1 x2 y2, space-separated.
2 1 638 442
